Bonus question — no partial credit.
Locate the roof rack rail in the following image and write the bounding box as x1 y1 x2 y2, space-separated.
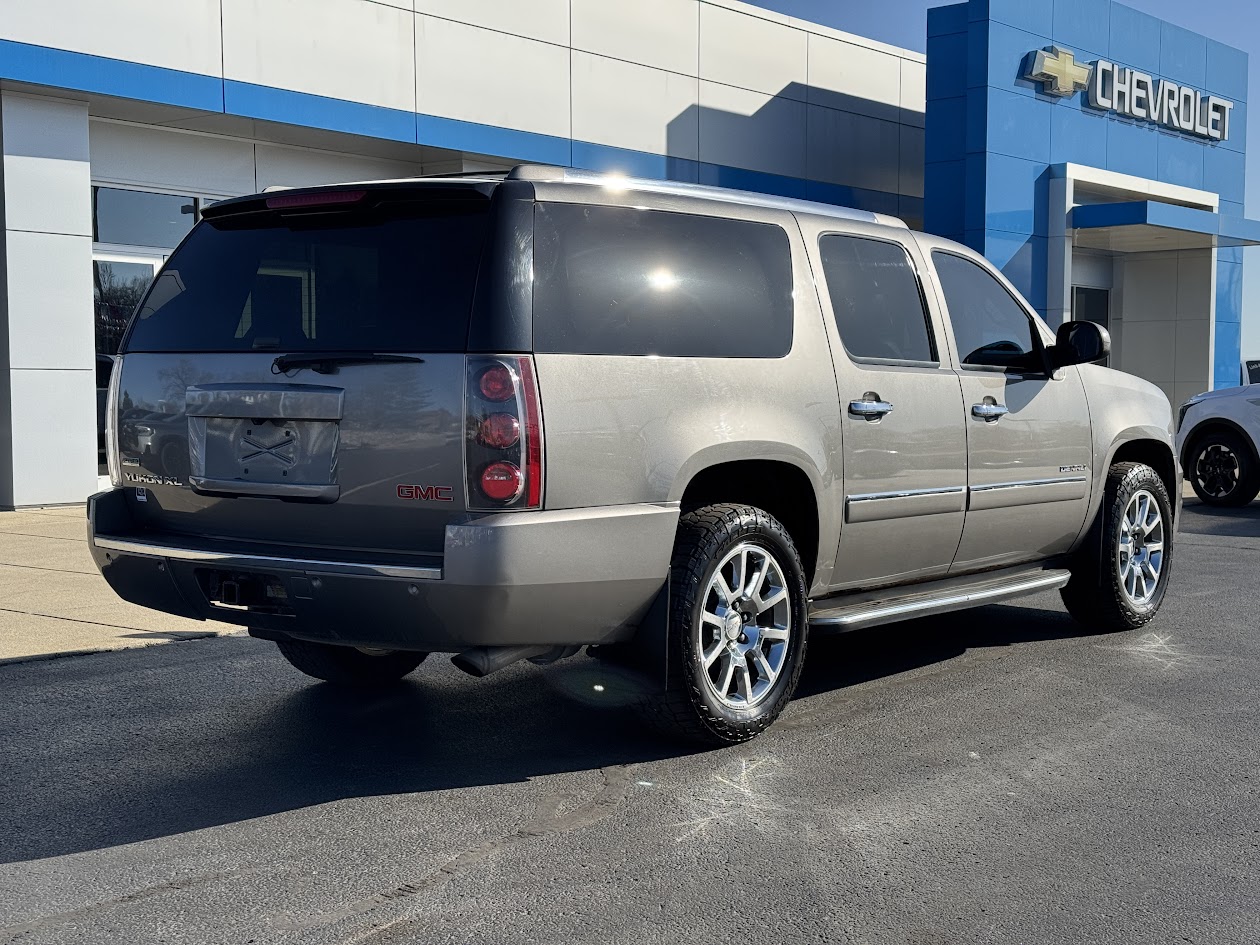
422 169 512 178
504 164 903 227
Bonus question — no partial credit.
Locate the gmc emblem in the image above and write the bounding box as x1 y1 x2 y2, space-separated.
397 484 454 502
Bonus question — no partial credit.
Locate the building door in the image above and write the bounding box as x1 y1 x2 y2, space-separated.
930 250 1094 574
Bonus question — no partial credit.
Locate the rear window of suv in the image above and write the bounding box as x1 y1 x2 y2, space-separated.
122 193 491 353
532 202 794 358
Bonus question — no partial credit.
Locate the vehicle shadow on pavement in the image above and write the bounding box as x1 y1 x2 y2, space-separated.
794 602 1086 699
1177 498 1260 539
1 601 1088 864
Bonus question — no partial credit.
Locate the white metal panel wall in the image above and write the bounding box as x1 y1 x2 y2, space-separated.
571 53 699 160
0 93 97 506
0 0 224 77
222 0 416 113
3 0 928 193
571 0 699 77
415 15 570 139
89 121 256 196
254 143 424 191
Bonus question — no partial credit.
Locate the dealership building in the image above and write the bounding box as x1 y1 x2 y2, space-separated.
0 0 1252 506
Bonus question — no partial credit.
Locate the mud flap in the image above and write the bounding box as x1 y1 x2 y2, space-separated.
589 578 671 694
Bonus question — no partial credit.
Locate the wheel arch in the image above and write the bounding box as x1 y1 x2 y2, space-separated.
676 457 823 589
1107 436 1179 520
1179 417 1260 470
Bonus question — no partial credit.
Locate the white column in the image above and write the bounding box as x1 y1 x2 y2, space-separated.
0 92 96 507
1045 174 1074 328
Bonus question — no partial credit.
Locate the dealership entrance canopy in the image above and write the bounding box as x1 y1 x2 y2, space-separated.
0 0 1252 506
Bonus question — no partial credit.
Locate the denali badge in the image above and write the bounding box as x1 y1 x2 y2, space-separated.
1059 464 1088 474
397 484 454 502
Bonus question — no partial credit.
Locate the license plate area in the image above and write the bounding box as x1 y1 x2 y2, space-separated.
199 417 338 486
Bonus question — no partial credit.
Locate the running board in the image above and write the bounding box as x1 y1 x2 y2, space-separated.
808 566 1072 631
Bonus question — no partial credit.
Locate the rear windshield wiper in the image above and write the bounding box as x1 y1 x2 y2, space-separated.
272 352 425 375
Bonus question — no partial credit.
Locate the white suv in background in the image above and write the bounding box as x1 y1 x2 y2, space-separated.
1178 387 1260 506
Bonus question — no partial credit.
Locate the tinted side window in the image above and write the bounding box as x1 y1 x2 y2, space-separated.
532 203 793 358
818 235 935 363
932 251 1039 368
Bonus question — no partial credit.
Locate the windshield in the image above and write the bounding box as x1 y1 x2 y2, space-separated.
122 194 491 354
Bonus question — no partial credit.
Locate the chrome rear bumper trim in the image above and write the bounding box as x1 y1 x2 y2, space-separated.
93 536 442 582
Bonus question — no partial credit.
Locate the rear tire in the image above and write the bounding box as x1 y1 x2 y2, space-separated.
642 503 808 746
275 639 427 687
1061 462 1172 632
1186 430 1260 507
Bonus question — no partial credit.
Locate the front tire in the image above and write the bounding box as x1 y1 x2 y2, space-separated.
1061 462 1173 632
1186 430 1260 507
275 639 427 687
644 504 809 745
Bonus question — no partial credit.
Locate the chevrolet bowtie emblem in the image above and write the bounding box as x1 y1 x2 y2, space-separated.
1025 46 1092 97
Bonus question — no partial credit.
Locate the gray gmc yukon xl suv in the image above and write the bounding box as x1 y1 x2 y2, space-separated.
90 165 1179 744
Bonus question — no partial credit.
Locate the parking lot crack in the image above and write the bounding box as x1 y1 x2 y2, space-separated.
0 871 237 943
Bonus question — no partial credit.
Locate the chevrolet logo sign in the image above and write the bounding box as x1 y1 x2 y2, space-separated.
1025 46 1091 97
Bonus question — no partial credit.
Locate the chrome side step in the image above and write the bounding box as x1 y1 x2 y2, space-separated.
809 567 1072 631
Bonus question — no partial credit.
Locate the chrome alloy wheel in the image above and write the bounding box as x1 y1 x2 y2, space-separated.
1195 442 1241 499
697 542 791 710
1117 489 1165 606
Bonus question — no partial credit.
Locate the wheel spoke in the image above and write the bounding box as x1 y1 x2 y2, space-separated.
751 647 777 687
1124 565 1138 597
760 625 789 641
734 660 753 702
718 655 737 697
716 572 738 606
746 554 770 598
702 610 724 628
754 586 788 615
702 639 726 668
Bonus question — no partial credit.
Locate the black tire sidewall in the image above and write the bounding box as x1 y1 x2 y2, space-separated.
674 508 808 731
1189 431 1258 506
1103 466 1173 620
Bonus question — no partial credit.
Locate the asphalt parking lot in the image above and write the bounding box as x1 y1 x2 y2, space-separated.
1 497 1258 945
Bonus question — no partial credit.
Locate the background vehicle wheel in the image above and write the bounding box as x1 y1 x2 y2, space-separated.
1061 462 1173 633
275 639 427 687
644 503 809 746
1187 430 1260 507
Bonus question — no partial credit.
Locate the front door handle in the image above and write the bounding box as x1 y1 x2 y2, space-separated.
971 402 1009 421
849 398 894 421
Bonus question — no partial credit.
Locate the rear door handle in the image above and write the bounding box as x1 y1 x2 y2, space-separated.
971 402 1009 421
848 399 894 421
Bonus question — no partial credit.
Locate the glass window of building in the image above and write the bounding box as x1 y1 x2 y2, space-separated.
92 187 197 249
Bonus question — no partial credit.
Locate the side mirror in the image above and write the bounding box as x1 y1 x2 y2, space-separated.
1050 320 1110 368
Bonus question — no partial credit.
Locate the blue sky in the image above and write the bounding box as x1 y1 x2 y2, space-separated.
755 0 1260 363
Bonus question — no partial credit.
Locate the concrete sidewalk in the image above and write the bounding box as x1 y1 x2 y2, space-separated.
0 506 238 664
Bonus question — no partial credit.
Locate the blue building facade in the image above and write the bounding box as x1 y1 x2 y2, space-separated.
925 0 1255 396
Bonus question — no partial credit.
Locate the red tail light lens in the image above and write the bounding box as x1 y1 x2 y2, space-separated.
465 356 544 510
478 364 516 402
478 413 520 449
480 462 523 502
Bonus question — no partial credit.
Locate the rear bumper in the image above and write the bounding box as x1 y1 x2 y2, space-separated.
87 489 677 650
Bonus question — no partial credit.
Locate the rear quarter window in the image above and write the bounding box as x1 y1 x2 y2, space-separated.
532 203 794 358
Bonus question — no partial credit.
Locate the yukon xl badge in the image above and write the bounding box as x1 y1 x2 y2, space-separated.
397 484 454 502
126 472 184 487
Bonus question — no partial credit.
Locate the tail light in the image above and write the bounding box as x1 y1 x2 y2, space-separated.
465 356 544 510
105 355 124 488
